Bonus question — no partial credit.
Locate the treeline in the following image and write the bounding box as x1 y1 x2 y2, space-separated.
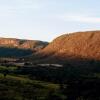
0 47 33 57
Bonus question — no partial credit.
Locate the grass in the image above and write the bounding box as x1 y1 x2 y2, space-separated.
0 65 67 100
0 74 59 89
0 65 17 71
0 65 60 89
0 73 61 100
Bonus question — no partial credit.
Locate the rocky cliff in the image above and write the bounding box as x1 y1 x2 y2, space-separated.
0 38 48 51
0 38 48 57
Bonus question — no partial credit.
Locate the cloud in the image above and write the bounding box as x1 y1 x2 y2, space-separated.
60 14 100 23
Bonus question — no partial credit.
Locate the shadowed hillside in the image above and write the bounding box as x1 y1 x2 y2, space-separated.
0 38 48 58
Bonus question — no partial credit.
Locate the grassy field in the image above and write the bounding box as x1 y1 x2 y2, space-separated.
0 65 66 100
0 74 63 100
0 66 17 71
1 63 100 100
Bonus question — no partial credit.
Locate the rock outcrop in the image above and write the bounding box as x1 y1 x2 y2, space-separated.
0 38 48 57
0 38 48 51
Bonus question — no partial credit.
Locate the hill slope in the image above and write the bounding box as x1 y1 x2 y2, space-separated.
0 38 48 58
36 31 100 63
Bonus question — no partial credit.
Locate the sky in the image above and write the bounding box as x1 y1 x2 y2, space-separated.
0 0 100 41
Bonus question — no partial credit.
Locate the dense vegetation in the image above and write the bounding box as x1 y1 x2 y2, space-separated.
0 59 100 100
0 47 33 57
0 74 63 100
0 65 65 100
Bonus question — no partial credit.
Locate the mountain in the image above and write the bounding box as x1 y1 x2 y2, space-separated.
34 31 100 64
0 38 48 58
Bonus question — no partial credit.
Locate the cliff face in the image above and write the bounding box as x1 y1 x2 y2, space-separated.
0 38 48 51
0 38 48 58
37 31 100 62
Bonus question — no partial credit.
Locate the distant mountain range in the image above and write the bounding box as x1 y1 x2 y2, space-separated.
0 38 48 58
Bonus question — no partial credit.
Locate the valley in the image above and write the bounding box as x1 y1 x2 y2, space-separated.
0 31 100 100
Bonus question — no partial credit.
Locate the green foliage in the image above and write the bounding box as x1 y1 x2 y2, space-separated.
0 66 17 71
0 74 60 100
1 59 100 100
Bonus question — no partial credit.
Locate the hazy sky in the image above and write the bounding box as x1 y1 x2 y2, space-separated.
0 0 100 41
